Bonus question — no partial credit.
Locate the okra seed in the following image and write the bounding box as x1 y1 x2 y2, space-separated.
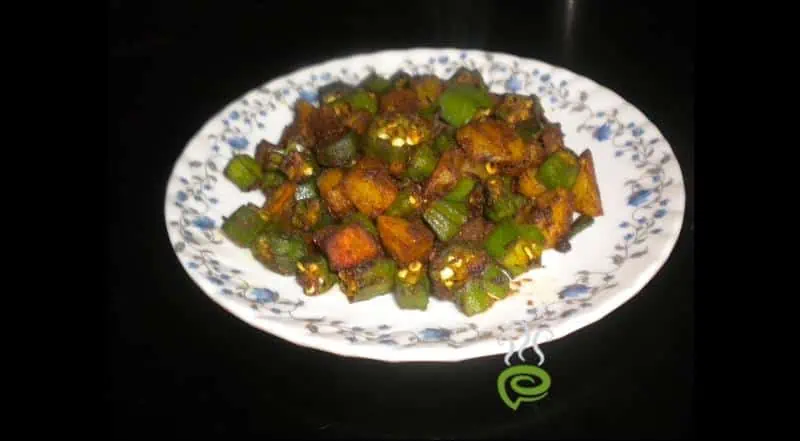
408 261 422 272
440 267 455 280
523 246 535 260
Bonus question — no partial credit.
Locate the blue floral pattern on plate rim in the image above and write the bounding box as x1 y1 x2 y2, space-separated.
163 49 685 362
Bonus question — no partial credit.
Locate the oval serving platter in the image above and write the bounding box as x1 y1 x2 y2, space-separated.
164 48 685 362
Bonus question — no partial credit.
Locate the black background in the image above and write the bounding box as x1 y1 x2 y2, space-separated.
108 1 694 438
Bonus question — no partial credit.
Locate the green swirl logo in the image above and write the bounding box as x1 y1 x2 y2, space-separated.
497 326 553 411
497 364 551 410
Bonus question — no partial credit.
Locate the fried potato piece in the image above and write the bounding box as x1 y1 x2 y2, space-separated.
517 188 574 249
317 168 354 217
495 94 536 125
535 188 574 248
311 105 349 147
377 216 435 265
518 167 548 199
424 149 465 199
280 100 317 148
343 109 372 135
314 224 382 271
343 158 398 218
379 88 419 114
456 119 528 165
539 123 565 155
455 216 494 243
412 75 444 109
261 182 297 220
572 149 603 216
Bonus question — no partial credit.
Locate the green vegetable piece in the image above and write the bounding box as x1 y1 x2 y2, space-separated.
433 131 457 154
452 262 510 316
384 189 421 218
343 212 378 237
319 81 354 105
444 177 477 203
221 203 270 247
419 104 438 121
340 258 397 302
485 176 525 222
317 132 360 168
261 170 286 191
386 142 410 173
448 67 488 89
362 74 392 94
407 144 438 182
224 154 263 191
390 72 413 89
485 220 545 277
251 230 308 275
296 254 338 296
291 199 324 231
516 123 543 143
482 263 511 299
345 89 378 114
487 194 525 222
423 199 469 242
457 280 492 316
394 264 430 310
438 85 493 127
537 151 580 189
262 150 286 171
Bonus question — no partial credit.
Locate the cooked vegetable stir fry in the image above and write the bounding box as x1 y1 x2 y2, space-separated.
219 69 604 316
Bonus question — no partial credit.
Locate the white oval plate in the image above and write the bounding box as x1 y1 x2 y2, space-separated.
164 48 685 362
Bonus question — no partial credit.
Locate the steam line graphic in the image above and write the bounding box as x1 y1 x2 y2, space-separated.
497 323 553 410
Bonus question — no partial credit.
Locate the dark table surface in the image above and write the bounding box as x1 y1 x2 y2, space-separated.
108 1 694 438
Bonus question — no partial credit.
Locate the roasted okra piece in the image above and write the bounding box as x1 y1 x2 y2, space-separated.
221 203 271 247
316 131 361 168
384 188 423 218
423 199 469 242
485 176 526 222
437 84 493 127
296 254 338 296
484 220 545 277
338 258 397 302
394 261 430 310
224 155 263 191
251 229 309 275
537 150 579 190
364 113 432 177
